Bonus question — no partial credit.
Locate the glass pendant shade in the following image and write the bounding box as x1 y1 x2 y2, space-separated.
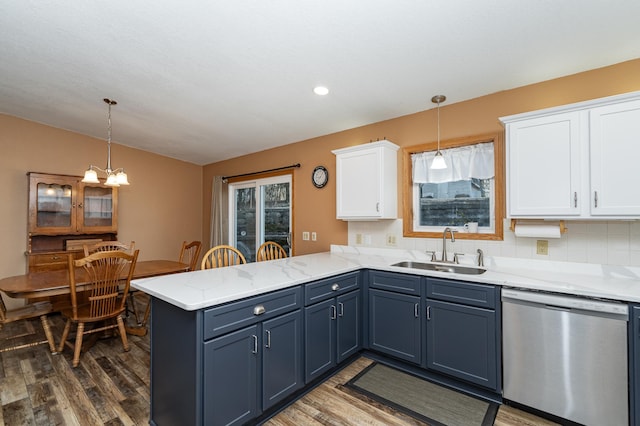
431 152 447 169
116 171 129 185
105 174 119 186
82 168 100 183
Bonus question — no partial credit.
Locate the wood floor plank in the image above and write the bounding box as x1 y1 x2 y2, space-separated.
43 374 82 426
0 373 28 405
49 351 104 425
1 398 35 426
494 405 559 426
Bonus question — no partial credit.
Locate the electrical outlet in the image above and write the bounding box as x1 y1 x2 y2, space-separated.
536 240 549 255
302 231 310 241
386 234 397 246
355 233 363 244
311 232 317 241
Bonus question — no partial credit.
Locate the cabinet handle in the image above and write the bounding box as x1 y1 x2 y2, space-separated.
331 283 340 291
265 330 271 349
251 335 258 354
51 256 61 260
426 305 431 320
330 305 336 320
376 202 380 212
574 192 577 208
338 302 344 317
78 203 83 208
414 303 419 318
594 191 598 208
253 305 266 316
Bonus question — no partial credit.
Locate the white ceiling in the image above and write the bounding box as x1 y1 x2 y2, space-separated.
2 1 640 166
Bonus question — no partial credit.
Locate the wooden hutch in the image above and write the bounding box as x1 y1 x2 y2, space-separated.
26 172 118 272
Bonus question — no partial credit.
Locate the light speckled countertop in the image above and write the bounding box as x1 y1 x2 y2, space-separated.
131 245 640 311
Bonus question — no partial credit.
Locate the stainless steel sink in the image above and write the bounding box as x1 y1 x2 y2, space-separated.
391 260 486 275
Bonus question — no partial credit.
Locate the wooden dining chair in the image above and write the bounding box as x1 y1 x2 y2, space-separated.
0 294 57 354
84 241 138 320
131 240 203 335
201 245 246 270
58 250 139 367
83 240 135 257
179 240 202 271
256 241 288 262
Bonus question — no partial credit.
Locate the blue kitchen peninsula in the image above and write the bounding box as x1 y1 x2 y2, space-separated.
132 246 640 426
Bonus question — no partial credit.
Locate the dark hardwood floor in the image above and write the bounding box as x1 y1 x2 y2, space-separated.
1 294 556 426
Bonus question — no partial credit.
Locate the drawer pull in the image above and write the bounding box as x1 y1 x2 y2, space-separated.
253 305 266 316
331 283 340 291
51 256 61 260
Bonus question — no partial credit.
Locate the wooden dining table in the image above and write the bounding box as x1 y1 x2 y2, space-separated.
0 260 190 336
0 260 189 299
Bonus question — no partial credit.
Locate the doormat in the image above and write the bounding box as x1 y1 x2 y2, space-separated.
345 363 498 426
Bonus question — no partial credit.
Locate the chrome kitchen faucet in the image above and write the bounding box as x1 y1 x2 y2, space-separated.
441 227 456 262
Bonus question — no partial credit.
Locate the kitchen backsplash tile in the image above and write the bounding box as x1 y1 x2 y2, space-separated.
348 218 640 266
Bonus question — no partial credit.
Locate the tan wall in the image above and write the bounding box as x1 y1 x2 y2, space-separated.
203 58 640 255
0 115 203 286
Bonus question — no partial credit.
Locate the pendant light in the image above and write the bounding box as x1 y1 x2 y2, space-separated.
430 95 447 170
82 98 130 187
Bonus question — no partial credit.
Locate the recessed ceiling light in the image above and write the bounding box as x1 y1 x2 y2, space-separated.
313 86 329 96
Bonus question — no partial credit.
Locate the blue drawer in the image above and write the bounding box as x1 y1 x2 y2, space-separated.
203 286 302 340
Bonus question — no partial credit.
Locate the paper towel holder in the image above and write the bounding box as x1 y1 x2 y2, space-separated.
509 219 567 234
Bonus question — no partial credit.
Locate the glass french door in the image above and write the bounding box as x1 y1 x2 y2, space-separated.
229 175 292 262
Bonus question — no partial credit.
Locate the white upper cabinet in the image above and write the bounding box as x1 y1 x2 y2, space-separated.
332 140 399 220
589 99 640 216
501 91 640 219
505 111 582 217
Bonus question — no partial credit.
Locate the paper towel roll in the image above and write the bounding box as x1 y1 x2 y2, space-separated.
513 223 561 238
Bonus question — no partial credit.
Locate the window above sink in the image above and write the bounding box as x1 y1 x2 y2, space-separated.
402 133 505 241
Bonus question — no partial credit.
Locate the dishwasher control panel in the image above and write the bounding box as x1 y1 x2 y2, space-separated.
502 288 629 316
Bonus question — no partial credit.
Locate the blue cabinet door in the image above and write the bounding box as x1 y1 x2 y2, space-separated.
304 298 335 382
262 310 304 410
369 288 421 364
337 290 361 363
426 299 497 390
204 325 259 426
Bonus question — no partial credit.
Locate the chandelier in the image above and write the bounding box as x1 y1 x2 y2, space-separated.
82 98 130 187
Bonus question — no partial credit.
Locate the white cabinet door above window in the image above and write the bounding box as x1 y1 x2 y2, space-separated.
332 141 399 220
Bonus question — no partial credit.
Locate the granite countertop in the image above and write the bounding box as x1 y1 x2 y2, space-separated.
131 245 640 311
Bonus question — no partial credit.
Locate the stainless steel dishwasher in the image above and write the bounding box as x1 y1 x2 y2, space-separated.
502 288 629 426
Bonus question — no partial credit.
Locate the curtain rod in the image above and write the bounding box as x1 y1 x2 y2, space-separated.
222 163 301 182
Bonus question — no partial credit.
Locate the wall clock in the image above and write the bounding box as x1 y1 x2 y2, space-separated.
312 166 329 188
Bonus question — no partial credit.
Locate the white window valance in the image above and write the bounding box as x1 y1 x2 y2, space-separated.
412 142 494 184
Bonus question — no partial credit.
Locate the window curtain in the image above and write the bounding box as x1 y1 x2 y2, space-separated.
412 142 494 184
209 176 228 247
